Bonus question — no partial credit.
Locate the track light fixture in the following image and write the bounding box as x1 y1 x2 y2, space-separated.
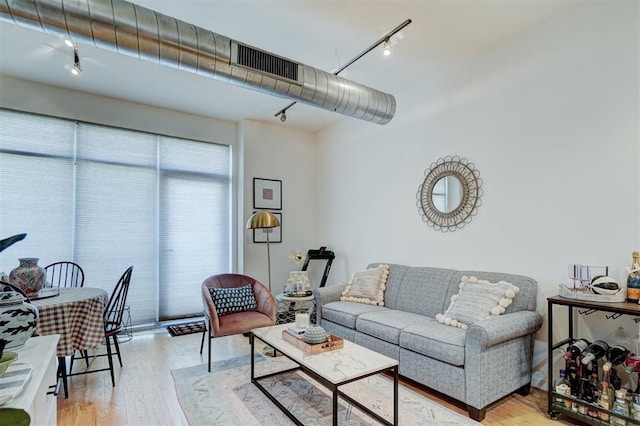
383 38 392 56
274 18 411 123
69 41 82 76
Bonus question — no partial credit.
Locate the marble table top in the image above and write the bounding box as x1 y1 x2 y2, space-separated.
251 323 398 385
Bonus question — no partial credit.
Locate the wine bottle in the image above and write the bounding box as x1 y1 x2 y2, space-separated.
611 389 630 426
583 371 597 403
606 345 630 366
598 380 614 422
581 340 610 365
564 339 589 397
564 338 590 360
627 251 640 303
553 369 571 408
624 354 640 374
610 368 622 391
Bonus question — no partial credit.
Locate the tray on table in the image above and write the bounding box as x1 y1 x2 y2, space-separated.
558 284 625 303
28 287 59 300
282 330 344 354
282 290 313 298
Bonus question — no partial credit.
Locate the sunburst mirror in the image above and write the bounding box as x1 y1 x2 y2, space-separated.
416 156 483 232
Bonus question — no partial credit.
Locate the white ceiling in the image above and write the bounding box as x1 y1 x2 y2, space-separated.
0 0 578 133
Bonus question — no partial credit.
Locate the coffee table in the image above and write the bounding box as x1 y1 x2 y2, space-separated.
251 323 398 425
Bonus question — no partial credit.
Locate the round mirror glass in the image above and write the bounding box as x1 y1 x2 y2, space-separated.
431 175 462 213
417 155 483 232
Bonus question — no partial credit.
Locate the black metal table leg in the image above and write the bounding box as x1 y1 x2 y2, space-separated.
394 366 398 425
333 385 338 425
57 356 68 398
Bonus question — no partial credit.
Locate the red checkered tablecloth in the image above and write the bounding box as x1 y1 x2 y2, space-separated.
32 287 108 357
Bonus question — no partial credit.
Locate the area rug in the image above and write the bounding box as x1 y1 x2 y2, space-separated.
171 354 481 425
168 321 205 337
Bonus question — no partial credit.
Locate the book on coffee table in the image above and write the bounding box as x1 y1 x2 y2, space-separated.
285 326 306 339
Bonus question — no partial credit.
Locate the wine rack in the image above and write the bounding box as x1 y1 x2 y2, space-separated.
547 296 640 425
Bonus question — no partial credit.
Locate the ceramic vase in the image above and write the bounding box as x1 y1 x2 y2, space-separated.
9 258 45 295
0 290 39 349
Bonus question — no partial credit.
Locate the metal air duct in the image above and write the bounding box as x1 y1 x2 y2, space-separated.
0 0 396 124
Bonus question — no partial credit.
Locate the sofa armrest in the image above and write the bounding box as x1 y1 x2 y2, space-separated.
466 311 542 353
465 310 542 412
314 283 346 304
314 283 347 321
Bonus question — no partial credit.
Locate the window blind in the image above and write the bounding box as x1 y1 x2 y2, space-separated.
0 109 232 325
0 110 76 267
159 136 231 320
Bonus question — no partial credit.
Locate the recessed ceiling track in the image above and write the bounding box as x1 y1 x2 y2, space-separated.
0 0 396 124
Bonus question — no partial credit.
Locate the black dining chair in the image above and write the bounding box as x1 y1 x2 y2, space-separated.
44 261 84 288
67 266 133 390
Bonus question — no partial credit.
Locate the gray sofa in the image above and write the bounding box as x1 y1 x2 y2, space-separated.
314 263 542 421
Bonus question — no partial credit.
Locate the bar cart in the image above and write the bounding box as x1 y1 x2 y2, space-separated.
547 295 640 425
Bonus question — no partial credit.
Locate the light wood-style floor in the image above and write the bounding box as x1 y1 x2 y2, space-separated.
57 329 575 425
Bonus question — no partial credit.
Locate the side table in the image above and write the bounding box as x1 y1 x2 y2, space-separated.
275 293 316 325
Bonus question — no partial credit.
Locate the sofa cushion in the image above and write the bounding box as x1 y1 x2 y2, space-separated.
356 310 427 345
378 264 456 317
341 264 389 305
321 301 387 329
436 276 520 329
400 320 467 366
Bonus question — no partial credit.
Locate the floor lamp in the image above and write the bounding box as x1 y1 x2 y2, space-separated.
246 210 281 357
246 210 280 293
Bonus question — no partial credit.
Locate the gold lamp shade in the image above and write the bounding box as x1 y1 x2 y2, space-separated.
246 211 280 229
246 210 280 293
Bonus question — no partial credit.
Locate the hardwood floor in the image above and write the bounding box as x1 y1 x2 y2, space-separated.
57 329 575 425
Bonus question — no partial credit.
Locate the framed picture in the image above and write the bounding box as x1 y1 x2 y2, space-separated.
253 212 282 243
253 178 282 210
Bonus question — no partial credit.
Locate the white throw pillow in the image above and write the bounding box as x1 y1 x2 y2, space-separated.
435 276 520 329
340 264 390 306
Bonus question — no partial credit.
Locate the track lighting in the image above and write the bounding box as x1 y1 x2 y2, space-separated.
69 41 82 76
383 38 392 56
273 18 411 123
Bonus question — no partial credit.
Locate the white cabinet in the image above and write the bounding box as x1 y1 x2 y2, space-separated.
6 335 59 426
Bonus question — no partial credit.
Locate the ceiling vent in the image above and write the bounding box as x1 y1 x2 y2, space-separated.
232 43 300 84
0 0 395 124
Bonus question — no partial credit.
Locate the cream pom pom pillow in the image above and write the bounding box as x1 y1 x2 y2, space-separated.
340 264 390 306
435 276 520 329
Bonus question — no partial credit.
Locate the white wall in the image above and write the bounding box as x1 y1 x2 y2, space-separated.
0 76 236 144
240 120 318 292
315 0 639 388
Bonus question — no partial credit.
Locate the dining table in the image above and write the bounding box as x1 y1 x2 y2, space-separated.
32 286 109 398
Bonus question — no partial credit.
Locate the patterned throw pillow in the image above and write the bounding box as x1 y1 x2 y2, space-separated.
209 284 258 316
435 276 520 329
340 264 390 306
